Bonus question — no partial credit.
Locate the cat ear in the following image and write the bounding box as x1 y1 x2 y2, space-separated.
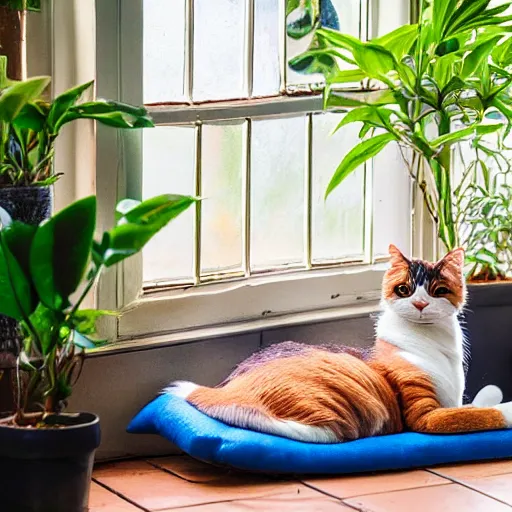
388 244 410 265
439 248 465 268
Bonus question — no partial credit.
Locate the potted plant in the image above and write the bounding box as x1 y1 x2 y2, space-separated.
0 72 154 411
0 192 196 511
290 0 512 399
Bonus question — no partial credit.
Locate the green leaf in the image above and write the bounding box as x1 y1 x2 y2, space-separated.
12 102 46 131
30 196 97 310
352 43 397 79
71 309 117 336
460 36 503 80
0 76 50 122
0 0 41 11
492 35 512 66
0 229 37 320
328 68 367 84
116 194 196 229
448 0 491 35
47 80 94 134
331 106 393 134
288 51 340 76
72 330 109 349
372 24 418 59
325 133 397 198
433 0 459 38
28 303 63 356
325 88 397 109
430 123 503 148
101 194 197 267
435 37 460 56
315 28 362 53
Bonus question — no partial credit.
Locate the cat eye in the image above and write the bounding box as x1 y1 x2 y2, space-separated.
395 284 411 298
434 286 451 296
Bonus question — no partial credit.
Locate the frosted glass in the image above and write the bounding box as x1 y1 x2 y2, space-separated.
251 116 306 269
312 113 364 262
193 0 246 101
372 0 409 38
372 142 411 258
287 0 360 86
201 122 244 273
142 126 195 282
253 0 281 97
143 0 186 103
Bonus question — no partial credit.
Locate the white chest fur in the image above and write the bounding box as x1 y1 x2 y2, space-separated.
376 309 465 407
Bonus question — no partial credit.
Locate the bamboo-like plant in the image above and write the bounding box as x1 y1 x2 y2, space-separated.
293 0 512 253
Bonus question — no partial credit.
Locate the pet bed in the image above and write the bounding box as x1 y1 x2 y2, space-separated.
128 393 512 474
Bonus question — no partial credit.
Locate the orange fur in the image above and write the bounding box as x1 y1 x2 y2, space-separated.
182 247 507 442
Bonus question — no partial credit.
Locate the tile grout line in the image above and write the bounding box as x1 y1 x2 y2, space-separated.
300 481 365 511
91 477 151 512
144 458 232 484
425 469 512 508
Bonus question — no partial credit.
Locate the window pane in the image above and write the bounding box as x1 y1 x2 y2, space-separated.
372 142 411 258
312 113 364 262
372 0 409 38
142 126 195 282
253 0 281 97
286 0 360 86
251 116 306 269
201 122 244 274
193 0 246 101
143 0 186 103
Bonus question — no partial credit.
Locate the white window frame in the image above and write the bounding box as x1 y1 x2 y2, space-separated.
43 0 433 350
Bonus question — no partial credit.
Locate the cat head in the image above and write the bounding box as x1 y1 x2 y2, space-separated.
382 245 466 323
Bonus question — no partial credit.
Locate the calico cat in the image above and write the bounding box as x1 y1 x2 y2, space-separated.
167 245 512 443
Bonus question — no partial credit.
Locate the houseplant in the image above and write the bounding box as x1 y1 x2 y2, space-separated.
0 72 154 411
0 192 196 512
290 0 512 398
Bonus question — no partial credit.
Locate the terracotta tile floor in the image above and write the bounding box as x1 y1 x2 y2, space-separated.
90 455 512 511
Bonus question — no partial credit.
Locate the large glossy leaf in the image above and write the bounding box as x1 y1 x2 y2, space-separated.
30 196 97 310
0 229 37 321
12 102 46 132
315 28 362 53
0 76 50 122
28 303 63 356
327 68 367 84
47 80 94 134
325 133 396 198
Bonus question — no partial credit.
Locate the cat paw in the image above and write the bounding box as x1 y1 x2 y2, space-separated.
473 385 503 408
493 402 512 427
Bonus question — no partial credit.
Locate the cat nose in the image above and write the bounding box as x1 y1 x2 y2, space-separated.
413 300 429 312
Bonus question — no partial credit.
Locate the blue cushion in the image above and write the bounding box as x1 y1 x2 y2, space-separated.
127 393 512 474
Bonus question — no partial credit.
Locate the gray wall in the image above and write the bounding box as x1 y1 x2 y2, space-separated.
70 314 375 460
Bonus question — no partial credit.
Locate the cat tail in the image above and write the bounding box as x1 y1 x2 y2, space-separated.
164 380 339 443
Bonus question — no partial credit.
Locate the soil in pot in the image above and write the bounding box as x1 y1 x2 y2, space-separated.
0 412 101 512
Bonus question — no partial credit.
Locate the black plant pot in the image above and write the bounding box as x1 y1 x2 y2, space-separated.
0 186 53 413
464 282 512 402
0 412 101 512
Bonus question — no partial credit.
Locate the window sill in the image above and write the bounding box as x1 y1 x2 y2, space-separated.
91 263 386 356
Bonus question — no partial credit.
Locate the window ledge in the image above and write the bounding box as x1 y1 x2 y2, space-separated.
89 298 380 356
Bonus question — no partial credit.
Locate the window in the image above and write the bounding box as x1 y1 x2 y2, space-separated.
94 0 412 345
